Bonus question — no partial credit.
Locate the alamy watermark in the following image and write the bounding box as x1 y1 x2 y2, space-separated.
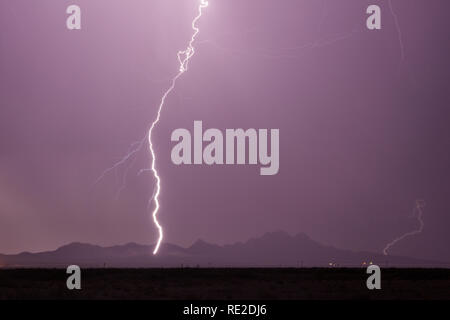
366 265 381 290
170 121 279 175
66 265 81 290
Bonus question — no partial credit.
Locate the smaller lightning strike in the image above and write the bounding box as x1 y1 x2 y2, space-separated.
388 0 405 63
148 0 209 255
387 0 419 88
383 199 426 256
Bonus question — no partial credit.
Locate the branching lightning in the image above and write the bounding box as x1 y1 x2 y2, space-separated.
148 0 209 254
94 0 209 255
383 199 426 256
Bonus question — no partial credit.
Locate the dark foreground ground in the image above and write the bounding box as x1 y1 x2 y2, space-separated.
0 268 449 300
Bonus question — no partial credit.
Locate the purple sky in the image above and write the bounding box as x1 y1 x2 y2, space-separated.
1 0 449 261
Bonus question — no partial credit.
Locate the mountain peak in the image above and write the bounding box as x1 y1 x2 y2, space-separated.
188 239 220 254
245 230 292 245
55 242 100 251
262 230 292 238
190 239 213 247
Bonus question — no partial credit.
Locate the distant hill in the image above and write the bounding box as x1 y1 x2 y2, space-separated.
0 231 444 268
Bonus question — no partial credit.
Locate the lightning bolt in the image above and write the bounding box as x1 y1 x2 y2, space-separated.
149 0 209 255
383 199 426 256
94 0 209 255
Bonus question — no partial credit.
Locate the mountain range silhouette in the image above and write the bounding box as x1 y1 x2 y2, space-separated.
0 231 442 268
